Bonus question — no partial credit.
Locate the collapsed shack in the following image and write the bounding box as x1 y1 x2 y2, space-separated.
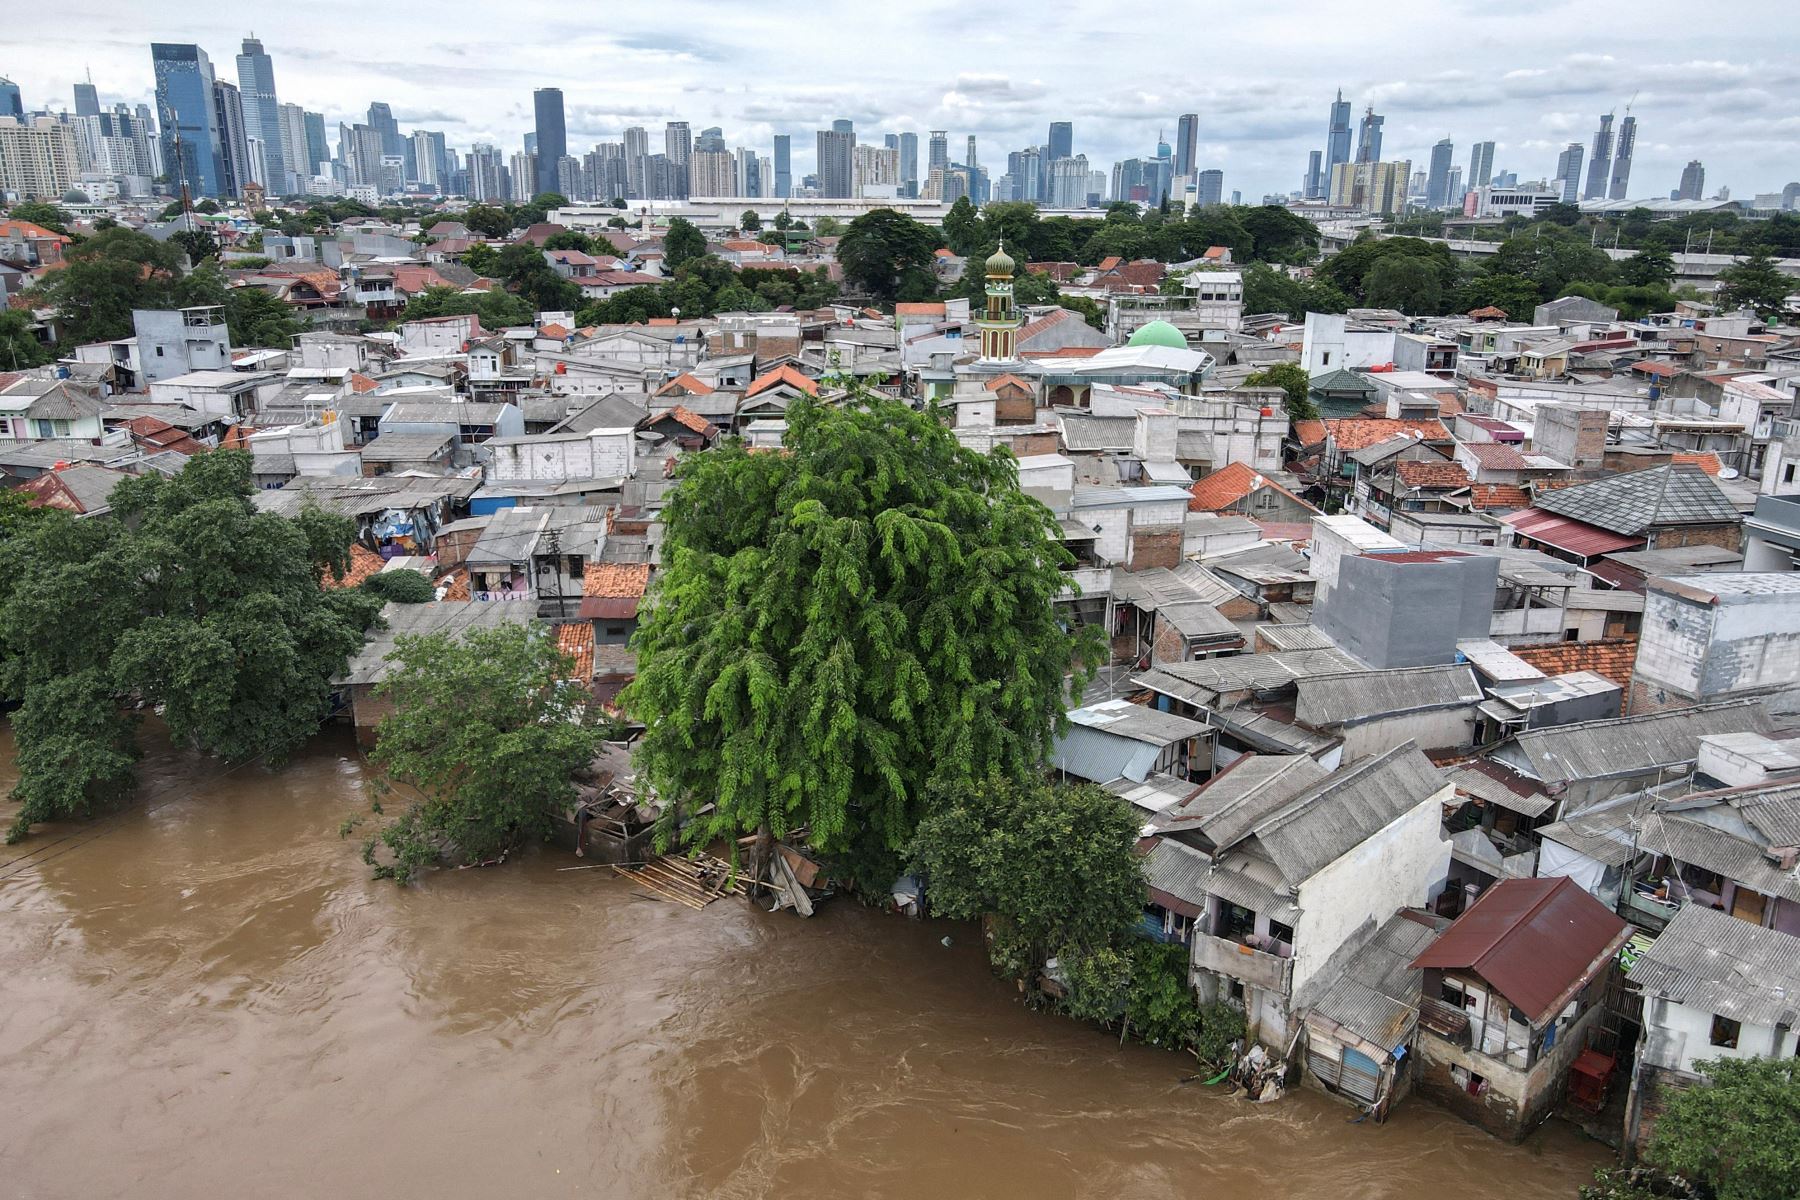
738 837 834 916
553 742 660 863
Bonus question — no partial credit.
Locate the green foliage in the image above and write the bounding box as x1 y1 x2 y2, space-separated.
624 387 1098 871
942 195 981 256
1485 225 1616 302
360 568 436 604
194 200 221 215
813 216 844 237
1241 261 1350 318
1319 235 1459 311
28 227 188 345
1450 272 1543 320
837 208 939 302
1122 940 1205 1049
223 283 305 348
459 205 514 239
1194 1000 1247 1068
573 256 837 326
0 454 380 840
1058 295 1106 330
493 241 580 312
366 623 607 881
1579 1166 1698 1200
662 217 708 271
738 209 762 232
1619 244 1677 288
910 776 1141 1000
462 241 501 277
0 309 53 369
1364 256 1443 314
398 284 534 330
1646 1056 1800 1200
1717 249 1794 318
170 228 220 263
6 202 71 233
1245 362 1317 421
542 230 596 253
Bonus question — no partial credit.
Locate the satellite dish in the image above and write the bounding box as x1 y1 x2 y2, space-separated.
1718 467 1740 480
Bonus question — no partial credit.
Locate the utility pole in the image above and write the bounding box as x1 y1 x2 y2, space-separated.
540 524 567 619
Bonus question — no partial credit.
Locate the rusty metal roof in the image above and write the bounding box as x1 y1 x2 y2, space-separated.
1409 876 1629 1025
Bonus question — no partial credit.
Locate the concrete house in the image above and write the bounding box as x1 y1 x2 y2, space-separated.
1409 876 1630 1141
1629 574 1800 714
133 306 232 385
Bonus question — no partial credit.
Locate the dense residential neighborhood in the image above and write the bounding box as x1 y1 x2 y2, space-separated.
5 20 1800 1200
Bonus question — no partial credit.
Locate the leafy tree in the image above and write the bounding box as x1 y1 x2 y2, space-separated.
738 209 762 232
1241 261 1350 318
910 775 1142 1012
0 453 380 840
1619 244 1677 288
365 622 607 881
1364 255 1443 314
170 228 220 263
1237 205 1321 264
0 309 52 369
462 241 501 277
542 230 596 253
493 241 580 312
1451 272 1543 320
530 192 569 212
1717 249 1794 318
460 205 513 239
773 209 794 232
398 284 534 329
360 568 436 604
1542 202 1583 227
28 227 185 345
813 216 843 237
1058 295 1106 330
1645 1057 1800 1200
1319 235 1457 305
623 387 1098 884
662 217 708 271
942 195 982 255
1486 225 1615 301
837 208 938 303
606 216 629 230
1245 362 1317 421
6 202 71 233
194 199 221 215
223 284 304 347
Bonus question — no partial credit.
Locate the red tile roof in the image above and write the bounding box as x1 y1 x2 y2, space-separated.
984 373 1035 393
324 543 387 589
1410 876 1628 1025
1394 459 1472 490
556 622 596 679
1187 462 1318 514
662 404 715 436
744 363 819 398
1097 256 1123 271
1466 305 1509 319
1670 452 1721 476
539 323 571 339
895 302 946 317
0 218 71 243
348 372 379 394
1462 441 1531 471
654 372 715 397
1292 419 1327 447
1324 418 1448 452
1469 484 1531 511
1631 360 1682 378
1510 637 1637 694
582 562 653 599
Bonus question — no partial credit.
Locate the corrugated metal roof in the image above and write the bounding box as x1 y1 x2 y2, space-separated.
1294 665 1483 729
1504 508 1645 558
336 601 538 686
1143 838 1214 909
1050 724 1161 785
1135 647 1363 699
1169 753 1331 850
1254 742 1449 883
1448 762 1556 818
1410 876 1629 1025
1255 624 1338 652
1201 849 1302 925
1065 699 1209 746
1636 813 1800 904
1494 700 1772 785
1306 914 1444 1057
1627 905 1800 1028
1536 801 1640 867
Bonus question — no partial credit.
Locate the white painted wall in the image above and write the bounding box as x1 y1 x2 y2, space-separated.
486 430 636 483
1642 995 1800 1075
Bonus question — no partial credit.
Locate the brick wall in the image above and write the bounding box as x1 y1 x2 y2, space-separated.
1127 527 1184 571
1649 524 1743 552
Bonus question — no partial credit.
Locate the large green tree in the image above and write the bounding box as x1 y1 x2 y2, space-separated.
0 309 53 369
910 775 1144 1014
662 217 708 271
398 284 535 329
223 284 305 347
942 195 982 256
622 388 1098 882
1619 244 1677 288
1246 362 1317 421
0 452 380 840
836 208 938 303
27 227 198 345
1646 1057 1800 1200
366 623 608 881
1717 249 1794 318
1364 255 1444 314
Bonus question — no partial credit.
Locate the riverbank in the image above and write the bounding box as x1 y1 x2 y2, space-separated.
0 725 1609 1198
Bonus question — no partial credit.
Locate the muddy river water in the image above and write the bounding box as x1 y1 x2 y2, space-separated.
0 727 1608 1198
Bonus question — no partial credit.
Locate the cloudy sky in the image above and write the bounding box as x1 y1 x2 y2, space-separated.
12 0 1800 200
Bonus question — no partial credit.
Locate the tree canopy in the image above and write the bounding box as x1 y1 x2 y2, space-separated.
0 452 380 841
836 208 939 303
622 387 1098 881
1245 362 1316 422
1717 249 1794 318
398 284 535 329
1645 1056 1800 1200
26 227 217 345
662 217 708 271
365 622 608 881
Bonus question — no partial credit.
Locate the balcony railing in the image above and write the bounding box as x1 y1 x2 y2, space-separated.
1191 932 1291 994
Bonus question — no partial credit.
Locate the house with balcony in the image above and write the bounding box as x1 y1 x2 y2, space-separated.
1409 876 1630 1141
1143 742 1452 1048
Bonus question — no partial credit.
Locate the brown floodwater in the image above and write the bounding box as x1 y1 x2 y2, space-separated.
0 724 1609 1199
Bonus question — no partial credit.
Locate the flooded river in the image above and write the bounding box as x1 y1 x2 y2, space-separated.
0 727 1608 1198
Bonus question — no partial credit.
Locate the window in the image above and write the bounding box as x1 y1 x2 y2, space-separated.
1711 1014 1741 1048
155 345 164 356
1219 902 1256 941
1321 352 1332 366
1440 979 1467 1007
1786 463 1796 485
1267 919 1295 946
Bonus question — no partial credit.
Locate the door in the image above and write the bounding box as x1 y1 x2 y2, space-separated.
1732 887 1768 925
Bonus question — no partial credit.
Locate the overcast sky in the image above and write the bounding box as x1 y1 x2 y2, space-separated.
11 0 1800 201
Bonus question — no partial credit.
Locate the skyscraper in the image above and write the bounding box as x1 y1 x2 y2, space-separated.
816 126 855 198
1554 142 1584 204
1196 168 1223 207
622 126 648 198
773 133 791 198
831 119 854 136
151 43 225 198
1608 114 1636 200
533 88 565 198
928 130 948 175
277 103 308 185
1304 150 1323 200
367 101 402 156
1355 107 1383 164
1174 113 1198 179
966 134 978 171
1325 90 1352 177
211 79 250 196
73 81 100 117
1677 160 1705 202
898 131 918 196
1583 113 1614 200
1468 140 1495 190
234 38 285 193
1047 120 1072 164
303 111 329 183
1425 138 1454 209
0 78 21 120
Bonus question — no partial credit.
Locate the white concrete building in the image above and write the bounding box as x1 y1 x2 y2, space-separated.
484 428 637 483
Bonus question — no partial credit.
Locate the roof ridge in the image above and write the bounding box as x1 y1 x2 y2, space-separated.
1252 741 1420 839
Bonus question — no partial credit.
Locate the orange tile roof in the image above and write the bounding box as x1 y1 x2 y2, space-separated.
744 363 819 398
1292 418 1327 446
323 543 386 589
556 622 596 679
1669 452 1721 476
663 404 715 435
1469 484 1531 510
539 323 571 339
1510 637 1637 696
582 561 653 599
437 567 471 601
349 372 379 394
984 373 1035 393
895 302 946 316
1324 418 1448 452
0 218 71 243
1097 256 1122 271
1395 460 1472 490
654 371 714 397
1187 461 1317 514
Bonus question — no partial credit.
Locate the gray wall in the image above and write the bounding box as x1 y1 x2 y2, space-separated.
1316 553 1500 669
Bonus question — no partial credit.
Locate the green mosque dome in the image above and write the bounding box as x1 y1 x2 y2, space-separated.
1127 319 1187 349
984 242 1015 277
